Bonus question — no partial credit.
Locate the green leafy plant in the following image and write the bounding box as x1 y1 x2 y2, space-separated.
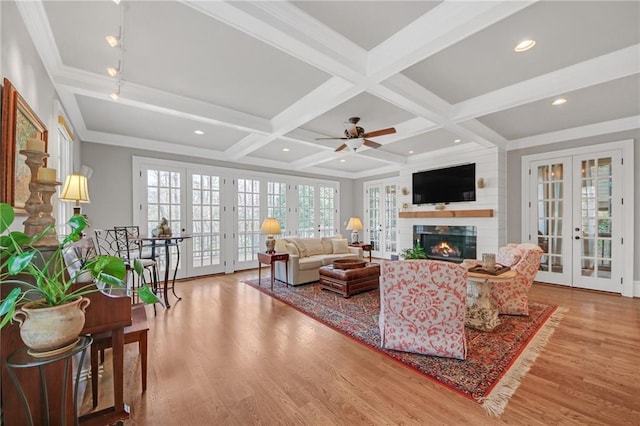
0 202 161 328
400 243 428 260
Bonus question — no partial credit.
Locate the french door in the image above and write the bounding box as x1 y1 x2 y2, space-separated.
523 142 633 295
297 183 338 238
134 160 227 278
364 182 398 259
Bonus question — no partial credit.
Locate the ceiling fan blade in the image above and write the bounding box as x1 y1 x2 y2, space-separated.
363 139 382 149
315 137 349 140
335 143 348 152
362 127 396 138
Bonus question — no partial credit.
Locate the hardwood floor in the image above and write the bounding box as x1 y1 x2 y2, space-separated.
82 270 640 425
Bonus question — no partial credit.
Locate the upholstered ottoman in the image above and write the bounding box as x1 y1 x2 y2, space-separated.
319 262 380 297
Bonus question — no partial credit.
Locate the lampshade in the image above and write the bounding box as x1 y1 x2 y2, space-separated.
346 217 363 231
60 174 90 215
260 218 282 235
260 218 281 253
346 217 363 244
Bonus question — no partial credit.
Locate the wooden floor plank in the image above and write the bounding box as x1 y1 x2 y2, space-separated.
81 271 640 425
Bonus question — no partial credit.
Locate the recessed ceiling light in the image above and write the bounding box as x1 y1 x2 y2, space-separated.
110 92 119 101
552 98 567 106
514 39 536 52
106 67 118 77
282 148 290 152
454 139 461 143
408 150 414 154
105 35 119 48
340 159 346 163
194 130 204 135
113 0 121 4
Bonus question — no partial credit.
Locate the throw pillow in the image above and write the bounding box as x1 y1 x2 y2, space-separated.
320 236 334 254
497 245 523 266
285 243 299 256
331 239 350 254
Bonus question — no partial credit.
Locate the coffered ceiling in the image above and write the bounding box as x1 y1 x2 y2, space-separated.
17 1 640 178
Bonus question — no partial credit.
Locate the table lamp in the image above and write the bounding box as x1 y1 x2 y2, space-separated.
346 217 363 244
260 218 282 253
59 173 90 215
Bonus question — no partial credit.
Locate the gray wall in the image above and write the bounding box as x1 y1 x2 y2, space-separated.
506 131 639 280
81 142 356 231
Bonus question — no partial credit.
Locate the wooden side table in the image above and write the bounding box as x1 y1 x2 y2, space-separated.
257 252 289 290
349 243 372 262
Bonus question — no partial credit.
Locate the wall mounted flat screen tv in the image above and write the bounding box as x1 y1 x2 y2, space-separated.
412 163 476 204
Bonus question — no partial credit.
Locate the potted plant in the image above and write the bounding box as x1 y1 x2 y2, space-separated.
400 243 428 260
0 202 160 355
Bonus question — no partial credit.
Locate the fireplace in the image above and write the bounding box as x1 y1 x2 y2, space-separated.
413 225 477 263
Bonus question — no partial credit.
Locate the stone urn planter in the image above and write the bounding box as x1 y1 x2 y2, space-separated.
12 297 91 357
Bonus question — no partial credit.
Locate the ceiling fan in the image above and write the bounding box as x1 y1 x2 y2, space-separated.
315 117 396 152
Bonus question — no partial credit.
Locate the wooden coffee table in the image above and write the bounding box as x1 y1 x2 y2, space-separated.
465 269 516 332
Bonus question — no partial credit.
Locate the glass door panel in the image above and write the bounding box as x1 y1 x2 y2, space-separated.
190 173 224 275
297 184 315 237
144 166 187 279
318 186 336 237
530 159 571 285
573 155 618 290
367 186 382 256
236 178 260 269
383 184 398 257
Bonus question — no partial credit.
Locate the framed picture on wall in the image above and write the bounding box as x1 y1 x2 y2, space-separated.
1 78 48 213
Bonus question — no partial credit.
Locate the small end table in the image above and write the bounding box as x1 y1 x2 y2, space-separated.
349 243 372 262
257 252 289 290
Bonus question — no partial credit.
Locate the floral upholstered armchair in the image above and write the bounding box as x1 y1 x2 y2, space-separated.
489 243 543 316
379 260 467 360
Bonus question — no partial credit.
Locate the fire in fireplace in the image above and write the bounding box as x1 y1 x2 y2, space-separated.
414 225 477 263
431 241 461 258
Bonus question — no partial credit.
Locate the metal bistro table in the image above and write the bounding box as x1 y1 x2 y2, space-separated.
6 335 92 426
134 234 191 308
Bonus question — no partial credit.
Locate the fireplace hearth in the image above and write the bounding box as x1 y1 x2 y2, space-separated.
413 225 477 263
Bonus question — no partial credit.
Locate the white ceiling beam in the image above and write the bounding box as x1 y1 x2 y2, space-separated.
452 45 640 122
378 75 502 148
507 115 640 150
225 133 274 160
55 69 272 135
270 77 363 135
367 0 537 80
15 1 63 72
180 0 366 81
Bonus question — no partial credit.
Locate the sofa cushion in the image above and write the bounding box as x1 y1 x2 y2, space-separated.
332 239 350 254
287 238 308 257
303 238 325 256
298 257 323 271
285 243 299 256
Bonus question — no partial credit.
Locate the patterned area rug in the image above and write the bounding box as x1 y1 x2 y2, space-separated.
243 278 565 416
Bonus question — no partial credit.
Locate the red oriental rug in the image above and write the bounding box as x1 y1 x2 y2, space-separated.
243 278 566 416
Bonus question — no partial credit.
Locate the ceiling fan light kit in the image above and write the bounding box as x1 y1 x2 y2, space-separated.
316 116 396 153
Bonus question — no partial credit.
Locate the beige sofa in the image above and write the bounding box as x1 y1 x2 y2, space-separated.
274 235 363 285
